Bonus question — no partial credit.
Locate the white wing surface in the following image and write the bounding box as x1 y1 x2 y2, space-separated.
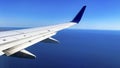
0 6 86 59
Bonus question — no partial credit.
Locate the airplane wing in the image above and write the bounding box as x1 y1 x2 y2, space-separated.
0 6 86 59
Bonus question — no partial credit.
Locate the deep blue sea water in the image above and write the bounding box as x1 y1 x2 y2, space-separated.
0 28 120 68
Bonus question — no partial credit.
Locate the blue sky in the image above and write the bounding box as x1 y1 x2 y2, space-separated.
0 0 120 30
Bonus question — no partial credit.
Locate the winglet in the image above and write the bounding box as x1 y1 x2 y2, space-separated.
71 6 86 23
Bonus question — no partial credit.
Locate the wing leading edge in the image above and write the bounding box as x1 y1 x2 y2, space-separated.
0 6 86 59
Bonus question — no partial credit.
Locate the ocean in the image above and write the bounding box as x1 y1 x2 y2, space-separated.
0 28 120 68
